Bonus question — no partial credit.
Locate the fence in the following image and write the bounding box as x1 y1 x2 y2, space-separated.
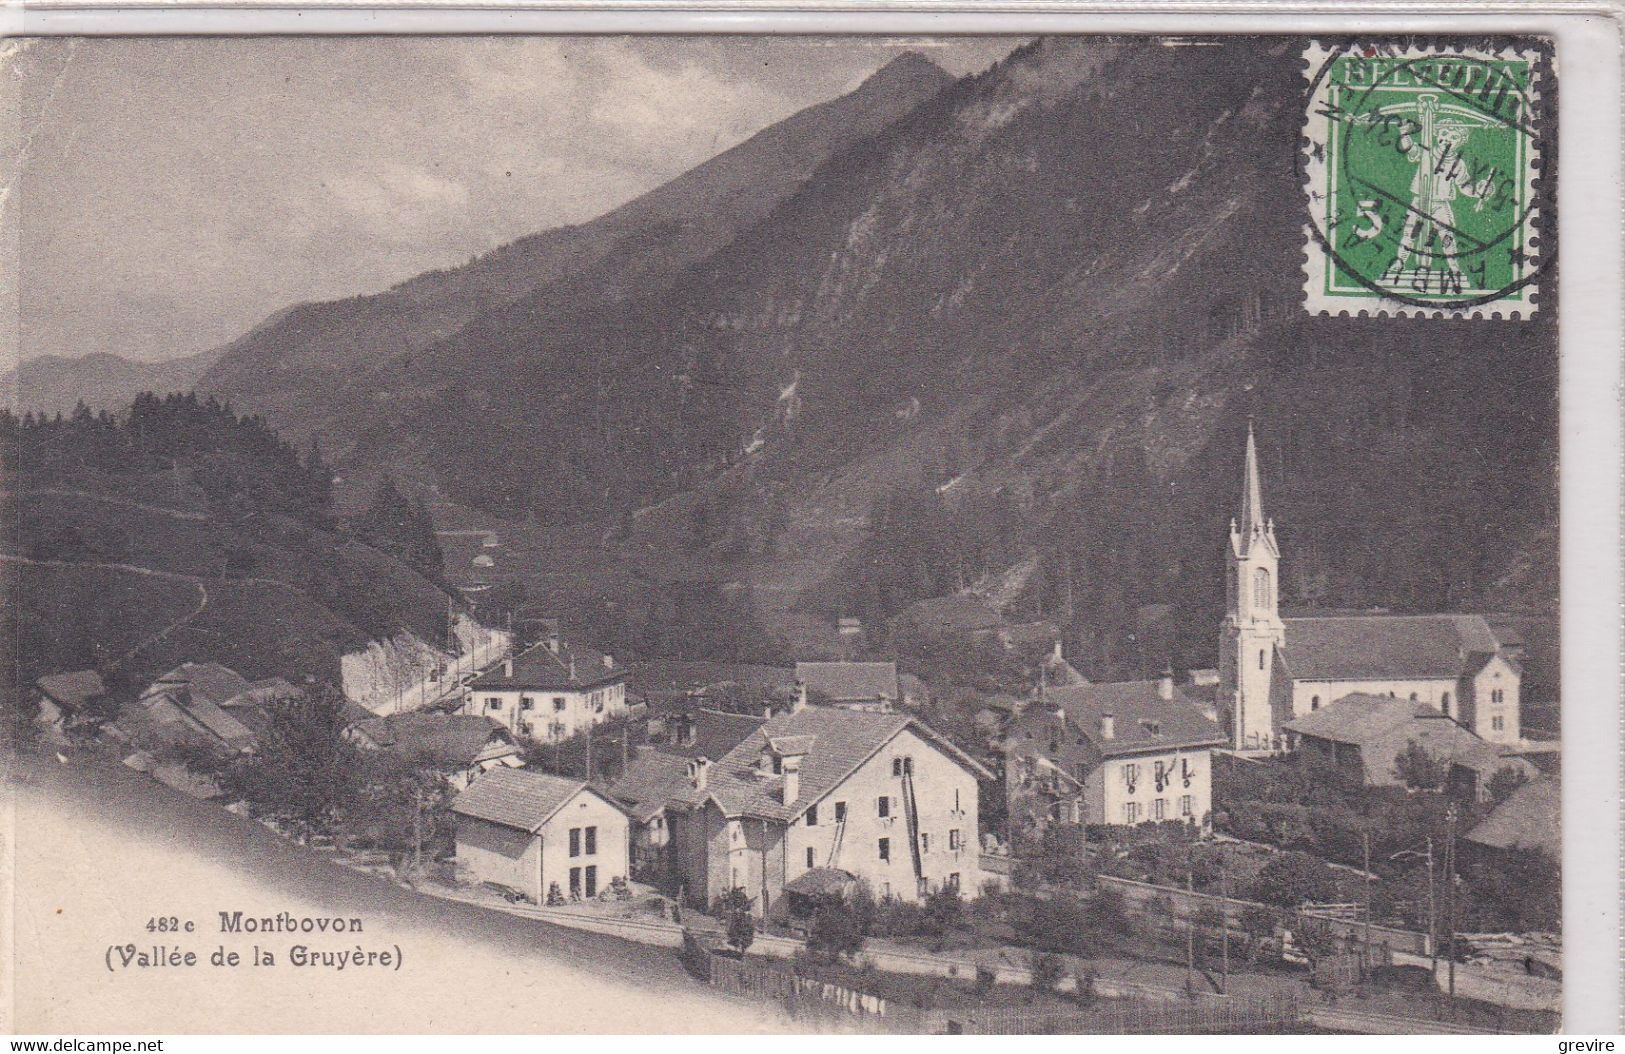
683 931 922 1031
942 993 1303 1035
1098 874 1432 957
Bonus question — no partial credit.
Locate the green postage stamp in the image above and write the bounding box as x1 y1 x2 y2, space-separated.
1301 43 1547 318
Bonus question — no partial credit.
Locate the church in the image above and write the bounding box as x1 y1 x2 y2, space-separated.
1219 425 1524 753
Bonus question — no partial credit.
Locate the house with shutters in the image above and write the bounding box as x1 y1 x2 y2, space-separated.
461 625 627 742
609 702 993 917
450 767 630 903
1004 672 1226 834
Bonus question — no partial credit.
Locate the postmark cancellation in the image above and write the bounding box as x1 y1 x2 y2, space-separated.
1301 42 1547 318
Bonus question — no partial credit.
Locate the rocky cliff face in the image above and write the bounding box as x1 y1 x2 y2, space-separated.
196 37 1558 673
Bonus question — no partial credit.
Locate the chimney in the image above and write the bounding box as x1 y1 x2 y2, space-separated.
794 680 808 713
687 756 711 791
602 653 614 670
503 657 514 678
1100 713 1116 740
1158 669 1175 701
569 655 577 681
781 754 802 805
1052 638 1065 664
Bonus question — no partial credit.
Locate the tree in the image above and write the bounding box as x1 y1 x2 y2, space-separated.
1029 950 1065 993
1485 766 1529 806
1393 740 1449 792
354 478 444 579
720 887 755 956
221 687 360 839
921 886 963 941
348 749 449 865
807 892 866 964
1248 851 1339 909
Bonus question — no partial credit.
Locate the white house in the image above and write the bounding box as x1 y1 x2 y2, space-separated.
610 702 993 918
1220 425 1525 751
462 627 628 742
451 767 630 903
1005 673 1226 832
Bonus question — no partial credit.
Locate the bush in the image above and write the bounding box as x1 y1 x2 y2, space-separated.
1029 951 1065 993
1248 851 1339 909
720 887 755 956
807 892 867 964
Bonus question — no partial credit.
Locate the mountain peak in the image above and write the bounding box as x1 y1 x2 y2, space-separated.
863 50 952 91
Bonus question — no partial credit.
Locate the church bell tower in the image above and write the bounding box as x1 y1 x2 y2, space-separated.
1219 422 1285 750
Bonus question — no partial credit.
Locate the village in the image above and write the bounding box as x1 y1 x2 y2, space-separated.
23 427 1562 1035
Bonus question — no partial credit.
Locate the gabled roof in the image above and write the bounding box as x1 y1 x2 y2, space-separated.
614 706 992 823
1466 776 1560 858
783 868 857 897
145 662 253 709
224 678 302 709
451 768 621 832
353 713 517 770
36 671 106 710
608 750 692 815
1285 693 1529 785
709 706 993 821
688 709 770 760
1032 681 1225 757
796 661 899 702
468 639 625 692
1281 614 1510 682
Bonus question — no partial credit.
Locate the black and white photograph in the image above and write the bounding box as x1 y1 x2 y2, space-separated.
0 23 1607 1037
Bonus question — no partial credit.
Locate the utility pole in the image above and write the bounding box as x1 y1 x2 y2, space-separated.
1362 832 1373 964
1185 870 1196 996
1219 851 1230 995
1391 837 1437 979
1445 804 1458 1009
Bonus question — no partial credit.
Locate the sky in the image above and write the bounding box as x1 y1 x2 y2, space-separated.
10 35 1022 366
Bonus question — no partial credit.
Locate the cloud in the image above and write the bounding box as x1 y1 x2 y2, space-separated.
326 162 472 242
14 36 1024 365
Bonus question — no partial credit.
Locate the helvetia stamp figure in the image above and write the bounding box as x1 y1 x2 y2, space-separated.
1301 42 1547 317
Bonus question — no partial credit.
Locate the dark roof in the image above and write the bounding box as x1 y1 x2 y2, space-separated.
451 768 617 832
1034 681 1225 757
1281 614 1508 681
36 671 106 710
224 678 302 708
1466 776 1560 857
689 710 769 759
624 661 795 696
468 639 625 691
613 706 992 823
146 662 253 709
892 594 1002 635
353 713 517 769
608 750 693 814
1285 693 1530 785
783 868 857 897
706 706 993 821
796 662 899 702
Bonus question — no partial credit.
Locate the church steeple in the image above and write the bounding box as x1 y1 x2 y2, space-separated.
1220 421 1284 751
1230 418 1278 559
1242 419 1265 534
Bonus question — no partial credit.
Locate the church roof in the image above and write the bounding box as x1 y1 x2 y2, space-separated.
1281 614 1512 682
